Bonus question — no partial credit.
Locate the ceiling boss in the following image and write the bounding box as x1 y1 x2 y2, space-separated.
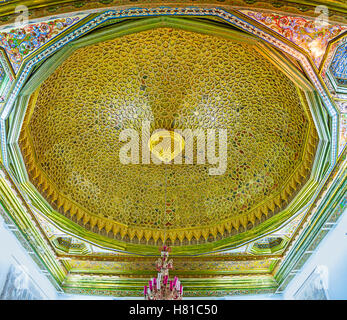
148 130 185 163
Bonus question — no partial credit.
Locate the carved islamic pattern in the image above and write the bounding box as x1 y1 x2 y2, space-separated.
20 27 317 245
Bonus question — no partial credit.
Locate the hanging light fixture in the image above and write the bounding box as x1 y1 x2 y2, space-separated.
144 144 183 300
144 245 183 300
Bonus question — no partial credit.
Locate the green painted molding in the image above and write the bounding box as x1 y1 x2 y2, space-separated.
275 153 346 288
0 0 346 25
0 168 67 287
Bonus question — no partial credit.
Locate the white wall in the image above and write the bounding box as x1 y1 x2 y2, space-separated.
283 208 347 299
0 215 58 299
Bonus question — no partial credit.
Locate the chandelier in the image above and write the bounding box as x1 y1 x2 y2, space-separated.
144 246 183 300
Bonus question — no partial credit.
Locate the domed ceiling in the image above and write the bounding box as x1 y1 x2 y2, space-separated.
19 26 317 247
1 0 343 297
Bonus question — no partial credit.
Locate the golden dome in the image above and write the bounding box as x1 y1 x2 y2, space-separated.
20 27 317 246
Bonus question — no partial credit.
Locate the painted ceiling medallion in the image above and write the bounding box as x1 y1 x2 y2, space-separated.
148 130 185 163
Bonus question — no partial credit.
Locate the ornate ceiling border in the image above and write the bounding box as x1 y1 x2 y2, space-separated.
0 0 346 26
0 13 88 73
0 47 14 107
238 9 347 68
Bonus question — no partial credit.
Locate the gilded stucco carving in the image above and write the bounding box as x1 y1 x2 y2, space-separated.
68 258 274 273
19 27 317 245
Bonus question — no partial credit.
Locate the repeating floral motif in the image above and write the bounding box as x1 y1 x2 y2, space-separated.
0 51 13 103
0 17 82 72
330 42 347 85
253 237 282 249
321 44 339 82
240 10 347 67
321 37 346 88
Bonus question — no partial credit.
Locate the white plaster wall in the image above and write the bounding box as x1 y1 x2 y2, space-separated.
283 207 347 300
0 215 58 299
